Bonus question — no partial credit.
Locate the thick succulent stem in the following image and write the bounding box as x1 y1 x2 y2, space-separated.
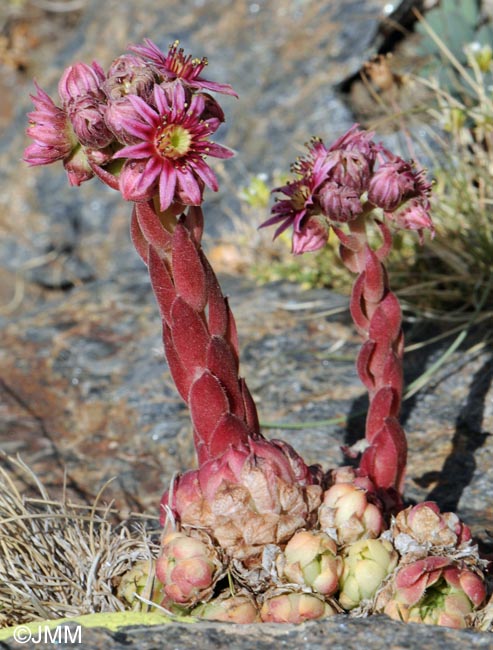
335 216 406 503
130 199 262 463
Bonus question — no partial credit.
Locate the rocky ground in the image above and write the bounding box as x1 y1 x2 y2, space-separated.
0 0 492 644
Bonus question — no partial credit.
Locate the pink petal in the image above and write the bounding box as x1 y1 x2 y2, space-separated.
153 84 170 114
189 93 205 116
158 160 177 211
172 83 186 116
176 167 202 205
119 157 159 201
128 93 159 126
113 141 155 160
195 78 238 97
206 142 234 159
192 159 218 191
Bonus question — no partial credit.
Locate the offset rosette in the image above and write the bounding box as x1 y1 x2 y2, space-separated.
338 538 398 610
318 469 384 545
191 590 259 623
155 530 223 610
276 530 342 596
391 501 472 555
259 589 338 623
375 557 486 629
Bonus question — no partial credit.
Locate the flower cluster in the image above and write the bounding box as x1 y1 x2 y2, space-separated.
261 126 434 253
24 39 234 206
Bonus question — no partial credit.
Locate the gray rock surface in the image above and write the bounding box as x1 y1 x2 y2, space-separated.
3 616 493 650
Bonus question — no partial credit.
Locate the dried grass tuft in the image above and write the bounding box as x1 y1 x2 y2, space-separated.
0 453 160 627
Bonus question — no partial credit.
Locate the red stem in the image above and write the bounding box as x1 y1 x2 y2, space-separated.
131 199 262 464
337 217 407 505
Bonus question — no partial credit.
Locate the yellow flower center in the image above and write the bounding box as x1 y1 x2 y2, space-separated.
156 124 192 159
292 185 310 210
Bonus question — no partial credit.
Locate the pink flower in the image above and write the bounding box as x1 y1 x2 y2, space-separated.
129 39 237 97
24 82 77 166
259 138 333 240
262 129 379 245
260 179 314 239
112 83 233 210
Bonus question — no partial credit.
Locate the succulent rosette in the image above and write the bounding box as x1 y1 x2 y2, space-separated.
338 538 398 610
376 557 486 629
155 530 223 609
117 559 163 608
318 482 384 546
276 530 342 596
164 442 322 563
392 501 472 555
260 590 338 623
191 591 259 623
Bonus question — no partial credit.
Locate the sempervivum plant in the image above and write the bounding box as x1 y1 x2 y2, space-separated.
25 38 489 628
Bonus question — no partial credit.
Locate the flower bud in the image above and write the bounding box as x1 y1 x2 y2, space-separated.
68 94 114 148
338 538 398 610
319 482 383 545
105 96 144 144
318 181 363 223
325 149 371 193
260 591 337 623
63 146 94 186
24 83 77 167
103 54 157 100
368 160 415 211
58 61 105 106
388 198 434 241
278 530 342 596
156 531 221 607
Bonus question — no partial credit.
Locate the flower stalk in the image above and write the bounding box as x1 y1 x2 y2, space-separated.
262 129 434 510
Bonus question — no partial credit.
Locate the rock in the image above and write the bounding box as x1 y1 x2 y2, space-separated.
3 616 493 650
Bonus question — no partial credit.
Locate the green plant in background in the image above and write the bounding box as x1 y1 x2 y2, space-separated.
241 3 493 331
407 13 493 322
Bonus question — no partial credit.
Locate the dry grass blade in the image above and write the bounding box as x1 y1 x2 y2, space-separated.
0 454 160 627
